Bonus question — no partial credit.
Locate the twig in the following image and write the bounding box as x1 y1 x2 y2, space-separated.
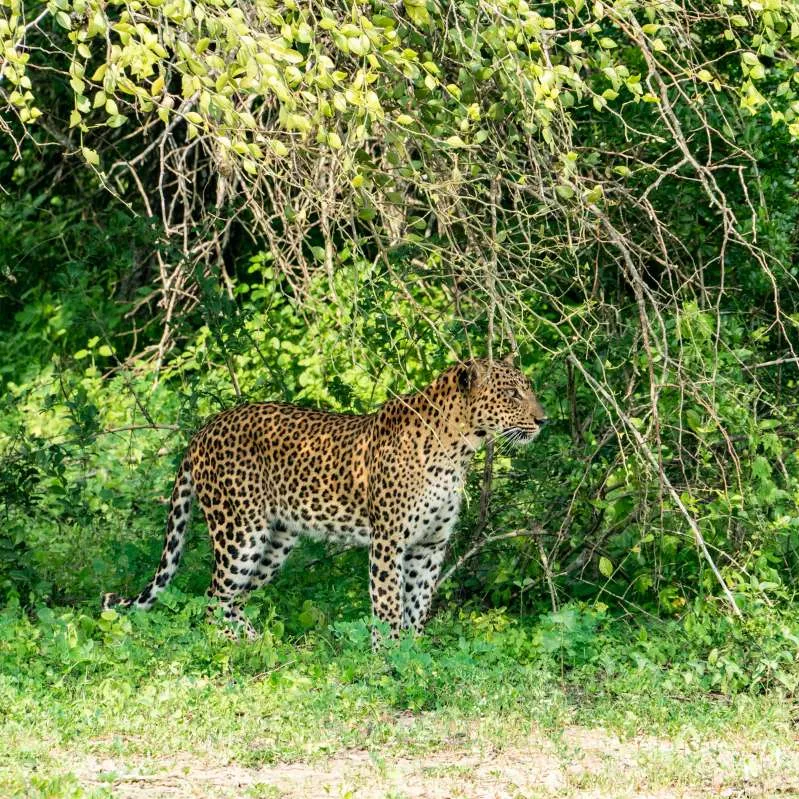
535 531 558 613
476 440 494 536
750 357 799 370
566 353 742 618
438 529 540 588
103 424 181 435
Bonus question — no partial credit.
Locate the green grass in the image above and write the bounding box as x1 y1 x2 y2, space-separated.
3 581 799 798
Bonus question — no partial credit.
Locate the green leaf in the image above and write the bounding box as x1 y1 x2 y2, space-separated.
297 22 313 43
81 147 99 166
752 455 772 483
598 557 613 578
269 139 289 157
348 35 370 56
685 408 702 432
584 185 603 203
404 0 430 26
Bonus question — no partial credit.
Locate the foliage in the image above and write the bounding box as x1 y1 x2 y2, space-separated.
1 0 799 702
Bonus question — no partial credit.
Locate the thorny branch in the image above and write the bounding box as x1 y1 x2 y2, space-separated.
3 0 797 611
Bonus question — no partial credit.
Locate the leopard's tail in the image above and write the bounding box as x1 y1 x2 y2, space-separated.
101 455 194 612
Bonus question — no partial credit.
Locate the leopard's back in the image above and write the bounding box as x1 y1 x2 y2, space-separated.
189 402 374 543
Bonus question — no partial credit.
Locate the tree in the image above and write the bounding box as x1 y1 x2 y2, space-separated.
2 0 798 612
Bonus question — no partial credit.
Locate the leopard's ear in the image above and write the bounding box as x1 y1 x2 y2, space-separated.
501 352 515 366
457 360 485 394
457 361 475 394
458 361 477 394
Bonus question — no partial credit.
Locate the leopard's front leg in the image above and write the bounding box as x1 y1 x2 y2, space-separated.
403 538 448 633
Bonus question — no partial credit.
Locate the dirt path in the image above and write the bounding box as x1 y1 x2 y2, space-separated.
71 725 799 798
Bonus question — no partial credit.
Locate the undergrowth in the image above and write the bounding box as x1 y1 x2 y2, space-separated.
3 562 799 797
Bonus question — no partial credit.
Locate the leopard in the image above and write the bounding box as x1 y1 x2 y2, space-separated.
101 356 547 640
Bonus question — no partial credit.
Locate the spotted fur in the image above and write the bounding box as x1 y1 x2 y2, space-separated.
101 358 547 639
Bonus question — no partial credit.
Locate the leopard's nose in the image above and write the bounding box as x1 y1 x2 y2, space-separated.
536 418 549 427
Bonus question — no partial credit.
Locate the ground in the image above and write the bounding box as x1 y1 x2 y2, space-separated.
12 704 799 799
67 724 799 799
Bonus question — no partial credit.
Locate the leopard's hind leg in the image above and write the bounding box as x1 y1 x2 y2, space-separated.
203 507 298 639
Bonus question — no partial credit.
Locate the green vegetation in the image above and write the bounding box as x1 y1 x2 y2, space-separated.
2 0 799 794
3 587 799 797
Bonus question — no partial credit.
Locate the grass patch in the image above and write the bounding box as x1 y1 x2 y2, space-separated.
2 592 799 797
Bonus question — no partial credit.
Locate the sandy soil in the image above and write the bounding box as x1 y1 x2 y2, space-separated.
70 725 799 799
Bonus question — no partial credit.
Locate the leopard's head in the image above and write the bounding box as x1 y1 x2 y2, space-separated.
458 357 547 445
